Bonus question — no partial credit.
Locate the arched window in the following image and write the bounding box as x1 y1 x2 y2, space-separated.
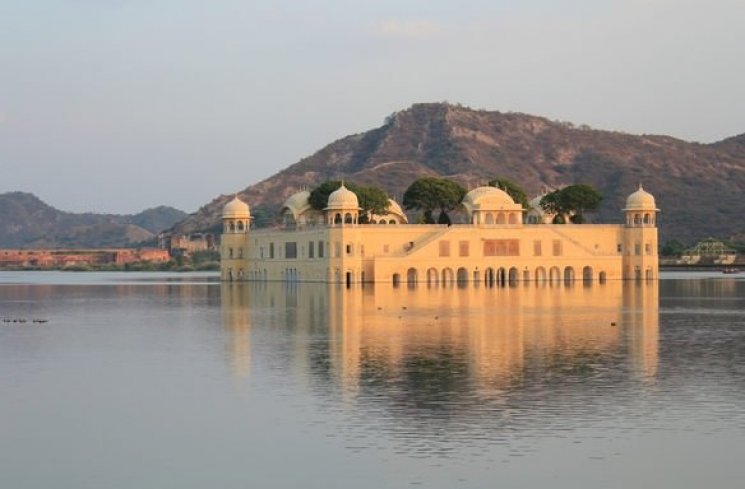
497 213 506 224
344 213 353 224
237 221 244 232
229 222 235 232
485 213 494 224
508 214 518 224
334 213 342 224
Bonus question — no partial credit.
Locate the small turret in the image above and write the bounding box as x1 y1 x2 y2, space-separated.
624 184 659 227
222 195 251 233
325 183 360 225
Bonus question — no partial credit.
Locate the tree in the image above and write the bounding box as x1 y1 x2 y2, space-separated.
661 239 687 257
540 184 602 224
402 177 466 224
487 177 529 209
308 180 389 224
355 185 389 223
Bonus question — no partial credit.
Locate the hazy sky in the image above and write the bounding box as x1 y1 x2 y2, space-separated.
1 0 743 214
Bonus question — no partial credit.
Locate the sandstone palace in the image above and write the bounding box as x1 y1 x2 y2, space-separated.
220 184 659 286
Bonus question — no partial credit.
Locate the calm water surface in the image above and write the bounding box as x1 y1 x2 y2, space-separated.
1 271 744 488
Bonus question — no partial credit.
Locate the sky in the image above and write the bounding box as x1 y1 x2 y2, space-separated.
1 0 744 214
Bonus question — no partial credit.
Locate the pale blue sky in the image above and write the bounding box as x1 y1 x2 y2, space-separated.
1 0 743 213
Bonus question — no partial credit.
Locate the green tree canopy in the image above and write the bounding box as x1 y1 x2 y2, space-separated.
487 177 529 209
402 177 466 224
540 184 603 224
308 180 389 223
661 239 687 257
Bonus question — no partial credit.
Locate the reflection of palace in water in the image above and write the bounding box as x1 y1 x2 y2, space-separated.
220 281 659 390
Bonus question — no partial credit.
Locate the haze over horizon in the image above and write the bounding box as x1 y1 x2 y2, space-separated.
1 0 743 214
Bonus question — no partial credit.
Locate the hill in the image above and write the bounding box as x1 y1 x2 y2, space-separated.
0 192 187 248
172 103 745 242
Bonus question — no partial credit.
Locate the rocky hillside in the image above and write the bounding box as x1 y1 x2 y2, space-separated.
0 192 187 248
173 103 745 242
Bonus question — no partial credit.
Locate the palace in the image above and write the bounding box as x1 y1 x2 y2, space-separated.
220 185 659 285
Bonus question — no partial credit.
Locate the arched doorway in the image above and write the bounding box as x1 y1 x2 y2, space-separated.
407 267 418 285
508 267 519 285
457 267 469 286
426 268 439 286
583 266 593 283
442 268 454 285
392 273 401 287
564 266 575 282
497 267 506 286
535 267 547 283
549 267 561 283
485 267 495 287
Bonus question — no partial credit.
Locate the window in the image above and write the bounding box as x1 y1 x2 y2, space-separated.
334 242 341 258
635 244 641 255
459 241 469 257
439 241 451 257
645 243 652 255
318 241 324 258
260 247 264 259
617 244 622 253
552 240 562 256
285 242 297 259
483 239 520 256
238 248 243 258
533 240 542 256
308 241 314 258
269 243 275 259
383 244 390 253
346 244 352 255
229 248 233 259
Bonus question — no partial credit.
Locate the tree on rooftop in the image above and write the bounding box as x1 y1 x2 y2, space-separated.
540 184 602 224
402 177 466 224
308 180 389 224
487 177 529 209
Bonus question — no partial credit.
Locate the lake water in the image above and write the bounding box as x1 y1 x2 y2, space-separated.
1 271 744 488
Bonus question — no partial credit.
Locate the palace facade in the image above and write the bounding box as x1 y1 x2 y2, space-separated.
220 185 659 285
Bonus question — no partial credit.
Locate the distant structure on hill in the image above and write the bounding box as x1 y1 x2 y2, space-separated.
219 183 659 285
158 232 216 256
678 238 738 266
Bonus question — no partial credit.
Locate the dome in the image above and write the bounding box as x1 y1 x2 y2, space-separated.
281 190 311 217
222 195 250 219
325 183 359 210
624 185 658 211
462 186 520 214
386 198 405 217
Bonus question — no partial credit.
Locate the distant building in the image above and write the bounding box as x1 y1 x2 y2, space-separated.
220 183 659 285
159 233 215 256
680 238 737 265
